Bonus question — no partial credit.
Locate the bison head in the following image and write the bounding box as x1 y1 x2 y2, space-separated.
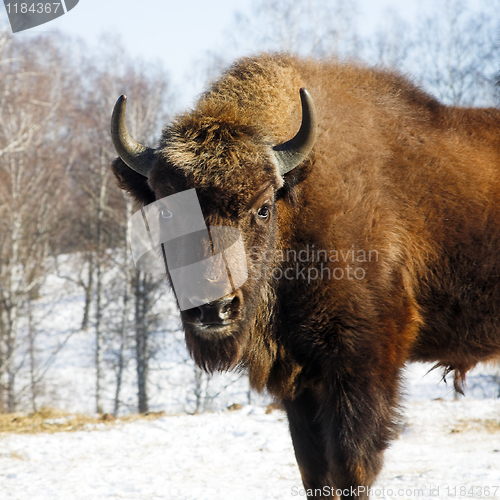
110 87 317 382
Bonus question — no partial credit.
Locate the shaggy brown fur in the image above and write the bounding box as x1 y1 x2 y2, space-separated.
111 54 500 499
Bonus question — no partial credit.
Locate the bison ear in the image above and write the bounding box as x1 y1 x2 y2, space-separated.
111 157 156 206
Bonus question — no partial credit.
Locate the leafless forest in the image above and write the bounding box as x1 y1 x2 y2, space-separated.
0 0 499 416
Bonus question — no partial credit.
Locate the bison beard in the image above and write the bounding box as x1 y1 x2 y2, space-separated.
110 54 500 499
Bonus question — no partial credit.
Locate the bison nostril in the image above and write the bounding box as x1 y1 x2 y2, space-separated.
229 295 240 311
182 294 242 326
194 307 204 322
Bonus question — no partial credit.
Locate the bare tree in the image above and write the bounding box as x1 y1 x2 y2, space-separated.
186 0 362 101
78 41 172 415
232 0 360 58
58 36 173 414
0 32 75 412
412 0 499 106
0 28 177 415
368 0 500 107
367 10 414 68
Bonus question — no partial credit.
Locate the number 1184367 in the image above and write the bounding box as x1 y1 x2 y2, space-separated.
5 3 61 14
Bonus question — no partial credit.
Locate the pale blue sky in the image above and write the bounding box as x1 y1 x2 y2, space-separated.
2 0 425 106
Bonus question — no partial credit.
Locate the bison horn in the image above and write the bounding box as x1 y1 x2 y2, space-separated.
273 88 317 176
111 95 156 178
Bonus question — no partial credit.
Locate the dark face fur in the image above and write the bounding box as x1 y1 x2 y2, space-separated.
110 82 315 379
146 116 284 373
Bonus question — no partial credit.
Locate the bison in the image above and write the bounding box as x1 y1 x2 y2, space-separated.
110 54 500 498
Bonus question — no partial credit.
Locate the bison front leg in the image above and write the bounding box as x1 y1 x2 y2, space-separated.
285 369 402 500
284 387 331 496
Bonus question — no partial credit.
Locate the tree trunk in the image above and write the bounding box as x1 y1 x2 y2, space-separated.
135 270 149 414
94 153 108 415
114 199 133 416
81 252 94 331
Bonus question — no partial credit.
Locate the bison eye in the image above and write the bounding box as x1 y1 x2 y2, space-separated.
257 205 270 220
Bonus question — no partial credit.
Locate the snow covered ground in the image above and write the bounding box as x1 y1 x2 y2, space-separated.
1 366 499 499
